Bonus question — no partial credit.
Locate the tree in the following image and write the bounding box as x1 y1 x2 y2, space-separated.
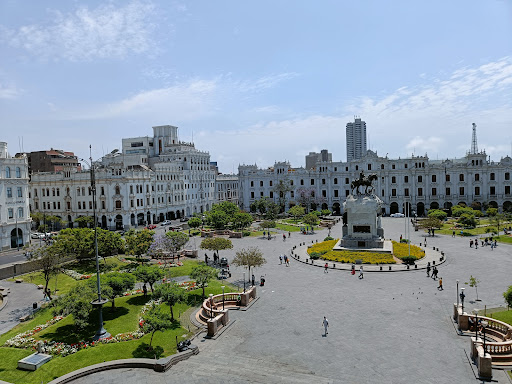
302 213 319 230
190 264 218 299
153 283 186 321
206 209 229 229
264 201 280 220
124 228 155 257
188 217 202 229
232 212 253 230
490 213 507 234
259 220 276 235
504 285 512 308
96 230 124 258
451 205 476 218
135 264 164 293
288 205 305 222
458 213 477 228
321 209 331 216
102 272 136 309
30 245 62 297
231 247 266 284
486 207 498 217
465 275 481 301
147 234 173 260
272 179 294 213
200 237 233 257
53 228 95 260
75 216 94 228
141 303 172 348
53 284 95 330
419 217 443 233
165 231 189 259
428 209 447 221
296 187 316 213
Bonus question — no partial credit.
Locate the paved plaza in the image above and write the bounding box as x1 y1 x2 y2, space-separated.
61 218 511 384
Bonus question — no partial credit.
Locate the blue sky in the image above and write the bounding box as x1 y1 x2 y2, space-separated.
1 0 511 173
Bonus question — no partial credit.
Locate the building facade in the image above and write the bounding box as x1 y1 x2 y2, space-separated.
239 148 512 217
346 117 367 162
215 174 239 205
29 125 218 230
0 142 31 250
305 150 332 170
17 149 81 175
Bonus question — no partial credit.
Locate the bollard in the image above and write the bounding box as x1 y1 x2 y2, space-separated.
441 251 444 256
333 263 335 268
379 266 383 271
440 257 443 262
433 246 435 250
420 243 422 247
389 266 392 271
436 248 439 252
316 239 318 243
298 255 300 260
407 264 410 269
414 264 418 269
433 260 436 265
312 240 314 244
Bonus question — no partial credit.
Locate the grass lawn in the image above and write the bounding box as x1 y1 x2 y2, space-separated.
66 256 131 274
249 230 279 237
166 259 201 278
8 272 78 296
275 223 302 232
489 309 512 326
495 235 512 244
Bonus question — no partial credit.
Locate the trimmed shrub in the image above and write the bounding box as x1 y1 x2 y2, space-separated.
309 252 321 260
242 231 251 237
323 236 334 241
401 256 416 265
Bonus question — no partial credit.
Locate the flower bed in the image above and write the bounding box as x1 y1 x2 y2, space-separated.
61 269 92 280
307 239 339 256
178 281 197 290
321 251 396 264
392 241 425 261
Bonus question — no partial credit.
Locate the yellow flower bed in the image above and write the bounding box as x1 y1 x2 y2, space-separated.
392 241 425 260
321 250 396 264
307 239 338 255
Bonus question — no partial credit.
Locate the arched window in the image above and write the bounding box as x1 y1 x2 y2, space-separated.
15 167 21 178
6 167 11 178
115 186 120 195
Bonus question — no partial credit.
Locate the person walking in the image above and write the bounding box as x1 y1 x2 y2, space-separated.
252 274 255 286
452 230 455 237
288 232 291 238
475 241 478 250
322 316 329 336
143 284 148 297
279 255 283 264
426 263 431 277
359 266 364 279
283 233 286 241
470 240 473 248
324 263 329 273
437 277 443 290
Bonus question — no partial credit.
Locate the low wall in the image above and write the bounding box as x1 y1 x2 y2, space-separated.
470 337 493 379
0 255 76 281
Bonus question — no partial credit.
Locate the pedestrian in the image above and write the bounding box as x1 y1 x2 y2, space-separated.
424 237 427 247
359 266 364 279
322 316 329 336
438 277 443 291
428 228 431 236
491 242 494 250
426 263 431 277
279 255 283 264
283 233 286 241
452 230 455 237
288 232 291 238
494 240 497 247
470 240 473 248
143 284 148 297
252 274 255 286
286 257 290 267
351 263 356 275
324 263 329 273
263 231 266 238
400 234 403 242
475 241 478 250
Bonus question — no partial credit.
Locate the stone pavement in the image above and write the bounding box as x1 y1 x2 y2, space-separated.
24 219 512 383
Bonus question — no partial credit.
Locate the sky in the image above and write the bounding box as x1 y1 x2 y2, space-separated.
1 0 511 173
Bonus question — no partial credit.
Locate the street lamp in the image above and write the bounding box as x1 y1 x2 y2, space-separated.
473 310 478 339
460 288 466 314
456 280 460 309
481 320 488 352
209 293 214 319
221 285 225 310
243 272 246 293
82 147 110 341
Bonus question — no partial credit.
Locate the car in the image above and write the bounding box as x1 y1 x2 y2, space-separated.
160 220 172 226
31 232 43 239
180 217 188 222
390 213 405 218
145 224 157 230
219 257 229 268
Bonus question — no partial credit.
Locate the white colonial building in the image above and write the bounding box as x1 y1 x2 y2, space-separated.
239 146 512 216
29 126 217 230
0 142 31 250
215 174 239 206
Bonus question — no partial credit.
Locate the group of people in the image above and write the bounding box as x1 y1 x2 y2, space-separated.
279 254 290 266
469 238 498 249
426 262 443 290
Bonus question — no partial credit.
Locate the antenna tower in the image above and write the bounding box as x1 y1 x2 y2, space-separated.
471 123 478 154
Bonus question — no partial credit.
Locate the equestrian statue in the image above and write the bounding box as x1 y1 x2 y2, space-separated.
350 172 378 195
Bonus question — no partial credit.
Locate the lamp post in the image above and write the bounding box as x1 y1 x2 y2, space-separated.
221 285 225 310
481 320 488 352
108 218 112 231
15 213 20 251
82 148 110 341
243 272 246 293
209 294 214 319
460 288 465 314
456 280 459 309
473 310 478 339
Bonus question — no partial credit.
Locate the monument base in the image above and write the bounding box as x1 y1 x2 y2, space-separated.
18 353 52 371
333 239 393 254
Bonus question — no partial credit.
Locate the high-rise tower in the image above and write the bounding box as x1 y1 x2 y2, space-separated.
471 123 478 154
346 117 367 161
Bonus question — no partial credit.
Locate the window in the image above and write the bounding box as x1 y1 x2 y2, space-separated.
345 190 349 197
322 179 326 185
475 187 480 195
260 181 263 187
15 167 21 178
78 202 82 209
290 191 294 198
392 176 396 183
432 188 437 196
115 186 120 195
18 207 23 218
89 201 93 209
35 202 39 209
459 174 464 182
446 187 451 195
310 179 315 185
506 173 510 181
7 187 12 198
506 186 511 195
355 165 359 171
392 189 397 197
290 180 294 186
404 176 409 183
269 191 274 198
404 188 409 197
432 175 437 183
368 164 372 171
490 173 495 181
57 188 60 196
5 167 11 178
34 188 38 197
405 164 408 169
490 186 496 195
52 188 55 196
101 187 105 195
250 192 254 199
115 200 122 209
334 190 339 197
77 187 81 196
392 164 396 169
418 188 423 196
8 208 13 219
53 202 56 209
418 176 423 183
269 181 273 187
322 190 326 197
381 164 384 169
475 174 480 181
334 178 338 184
67 202 71 210
446 174 450 182
17 187 22 197
260 192 264 197
250 181 254 187
459 187 465 195
130 185 134 194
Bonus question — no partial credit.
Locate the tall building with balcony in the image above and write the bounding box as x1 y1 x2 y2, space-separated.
0 142 31 250
346 117 367 162
17 149 81 175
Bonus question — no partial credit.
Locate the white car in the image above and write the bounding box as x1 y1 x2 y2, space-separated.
31 232 43 239
160 220 172 226
390 213 405 218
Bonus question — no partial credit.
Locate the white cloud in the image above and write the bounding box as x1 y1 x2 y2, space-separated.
0 82 22 99
406 136 443 155
1 1 157 61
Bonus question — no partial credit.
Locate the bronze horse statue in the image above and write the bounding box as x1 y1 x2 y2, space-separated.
350 172 378 195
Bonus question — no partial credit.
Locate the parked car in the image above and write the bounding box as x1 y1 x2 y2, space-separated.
219 257 229 268
31 232 43 239
390 213 405 218
145 224 157 230
179 217 188 222
160 220 172 226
